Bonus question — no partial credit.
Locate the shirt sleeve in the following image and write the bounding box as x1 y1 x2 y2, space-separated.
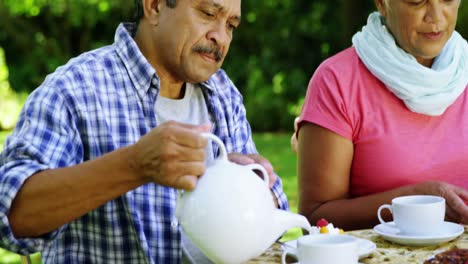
298 62 354 140
0 82 82 254
213 70 289 211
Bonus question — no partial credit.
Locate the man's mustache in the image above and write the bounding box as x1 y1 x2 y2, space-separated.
193 45 223 62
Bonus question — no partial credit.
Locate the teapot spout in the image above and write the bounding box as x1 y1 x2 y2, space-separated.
273 209 312 238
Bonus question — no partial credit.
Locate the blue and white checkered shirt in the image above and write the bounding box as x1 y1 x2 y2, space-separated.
0 23 289 263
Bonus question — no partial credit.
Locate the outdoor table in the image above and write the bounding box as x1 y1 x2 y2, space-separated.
246 225 468 264
19 225 467 263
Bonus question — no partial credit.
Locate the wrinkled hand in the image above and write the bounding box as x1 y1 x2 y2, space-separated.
411 181 468 224
131 121 211 190
291 117 300 154
227 153 276 188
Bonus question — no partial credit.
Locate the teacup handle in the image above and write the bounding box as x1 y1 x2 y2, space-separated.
377 204 393 225
281 247 298 264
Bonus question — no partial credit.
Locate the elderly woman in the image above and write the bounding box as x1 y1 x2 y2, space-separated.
294 0 468 230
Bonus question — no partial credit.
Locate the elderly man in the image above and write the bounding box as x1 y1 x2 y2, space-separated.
0 0 289 263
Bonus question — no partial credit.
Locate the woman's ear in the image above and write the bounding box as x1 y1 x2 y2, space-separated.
374 0 388 17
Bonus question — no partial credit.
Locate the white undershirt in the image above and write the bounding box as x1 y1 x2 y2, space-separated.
155 83 214 164
155 83 214 264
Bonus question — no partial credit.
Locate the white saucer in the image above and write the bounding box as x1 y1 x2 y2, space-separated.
373 221 464 246
281 237 376 260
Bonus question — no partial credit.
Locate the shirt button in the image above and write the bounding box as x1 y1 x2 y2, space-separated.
171 219 179 229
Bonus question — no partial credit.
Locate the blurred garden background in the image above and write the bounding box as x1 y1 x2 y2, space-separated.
0 0 467 263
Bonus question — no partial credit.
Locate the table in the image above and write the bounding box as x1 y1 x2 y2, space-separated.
246 225 468 263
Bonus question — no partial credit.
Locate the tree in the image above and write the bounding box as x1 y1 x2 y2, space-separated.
1 0 467 131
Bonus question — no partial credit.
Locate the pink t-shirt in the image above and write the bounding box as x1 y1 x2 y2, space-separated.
299 47 468 197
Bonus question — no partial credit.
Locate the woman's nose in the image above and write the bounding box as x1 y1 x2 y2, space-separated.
424 2 444 25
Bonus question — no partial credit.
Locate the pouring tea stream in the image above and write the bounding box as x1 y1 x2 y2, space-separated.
176 133 312 264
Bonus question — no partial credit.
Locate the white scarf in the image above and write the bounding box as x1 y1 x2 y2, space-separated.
352 12 468 116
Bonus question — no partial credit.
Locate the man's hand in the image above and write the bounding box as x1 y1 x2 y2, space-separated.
227 153 277 188
130 121 211 190
411 181 468 224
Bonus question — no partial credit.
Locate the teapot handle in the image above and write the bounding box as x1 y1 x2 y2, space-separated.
245 164 269 187
201 133 269 187
201 133 227 161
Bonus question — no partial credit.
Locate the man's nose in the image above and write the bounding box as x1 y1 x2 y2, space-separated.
206 21 231 48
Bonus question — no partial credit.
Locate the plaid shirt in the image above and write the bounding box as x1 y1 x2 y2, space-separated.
0 23 289 263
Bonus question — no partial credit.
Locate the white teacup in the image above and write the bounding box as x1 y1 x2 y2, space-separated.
377 195 445 235
281 234 359 264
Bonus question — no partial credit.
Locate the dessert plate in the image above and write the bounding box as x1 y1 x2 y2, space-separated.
281 236 376 260
373 221 464 246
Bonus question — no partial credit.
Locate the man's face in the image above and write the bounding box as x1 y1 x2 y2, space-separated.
378 0 460 66
154 0 241 83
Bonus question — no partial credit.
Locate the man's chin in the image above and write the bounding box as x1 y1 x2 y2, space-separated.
187 68 220 83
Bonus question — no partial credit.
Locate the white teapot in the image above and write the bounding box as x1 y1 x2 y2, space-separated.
176 133 312 264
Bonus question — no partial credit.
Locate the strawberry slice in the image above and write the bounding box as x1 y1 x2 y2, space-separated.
316 218 329 228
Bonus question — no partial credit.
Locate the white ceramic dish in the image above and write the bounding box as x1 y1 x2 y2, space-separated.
373 221 464 246
282 236 376 260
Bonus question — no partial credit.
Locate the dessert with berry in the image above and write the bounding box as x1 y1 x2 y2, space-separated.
309 218 345 235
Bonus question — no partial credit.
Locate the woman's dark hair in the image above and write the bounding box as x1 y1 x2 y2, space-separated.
134 0 177 22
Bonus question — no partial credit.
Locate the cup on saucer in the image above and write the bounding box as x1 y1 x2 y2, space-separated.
377 195 445 236
281 234 359 264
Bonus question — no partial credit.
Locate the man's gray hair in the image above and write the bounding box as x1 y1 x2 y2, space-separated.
134 0 177 22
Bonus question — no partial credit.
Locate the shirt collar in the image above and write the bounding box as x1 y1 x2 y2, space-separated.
114 23 157 97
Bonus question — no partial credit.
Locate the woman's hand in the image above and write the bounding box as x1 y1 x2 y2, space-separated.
290 117 300 154
410 181 468 224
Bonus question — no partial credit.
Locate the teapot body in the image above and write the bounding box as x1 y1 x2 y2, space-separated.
177 159 276 263
176 133 312 263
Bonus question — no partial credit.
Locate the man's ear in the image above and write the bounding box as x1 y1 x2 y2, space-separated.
374 0 388 17
142 0 163 26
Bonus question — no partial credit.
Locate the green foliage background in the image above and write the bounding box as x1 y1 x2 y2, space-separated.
1 1 466 131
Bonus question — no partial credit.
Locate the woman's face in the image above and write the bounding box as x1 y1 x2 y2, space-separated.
376 0 460 67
